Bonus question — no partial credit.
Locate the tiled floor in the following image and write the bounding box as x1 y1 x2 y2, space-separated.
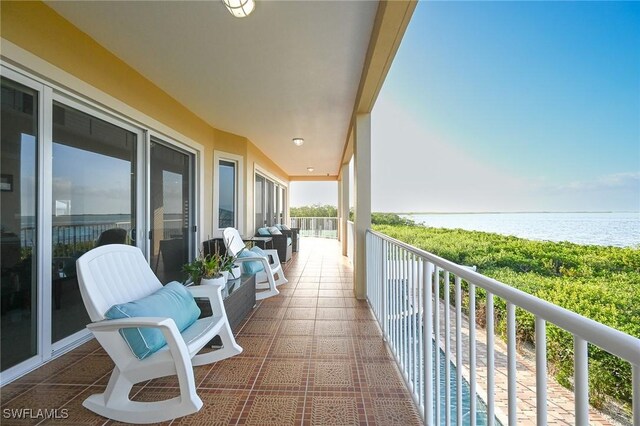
0 238 422 425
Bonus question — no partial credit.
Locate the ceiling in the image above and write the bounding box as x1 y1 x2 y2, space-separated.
45 0 380 177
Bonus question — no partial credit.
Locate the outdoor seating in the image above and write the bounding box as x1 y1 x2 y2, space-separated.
75 244 242 424
223 227 287 300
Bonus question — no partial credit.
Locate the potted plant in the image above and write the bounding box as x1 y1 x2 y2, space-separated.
182 252 225 286
219 251 242 281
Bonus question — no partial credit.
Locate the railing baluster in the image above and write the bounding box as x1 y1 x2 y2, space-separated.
633 364 639 425
403 248 408 374
434 266 441 426
507 302 517 426
417 259 424 412
424 260 434 425
535 316 547 426
455 276 463 426
444 270 451 425
574 336 589 425
410 254 417 396
469 281 477 426
487 291 495 426
382 240 388 340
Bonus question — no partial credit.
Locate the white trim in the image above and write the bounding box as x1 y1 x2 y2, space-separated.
254 163 288 188
1 42 211 383
150 135 200 260
0 67 48 386
213 151 244 237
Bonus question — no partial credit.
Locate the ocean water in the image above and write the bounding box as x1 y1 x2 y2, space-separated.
403 212 639 248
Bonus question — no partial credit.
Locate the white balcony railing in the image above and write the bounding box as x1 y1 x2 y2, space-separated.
366 229 640 425
290 217 338 238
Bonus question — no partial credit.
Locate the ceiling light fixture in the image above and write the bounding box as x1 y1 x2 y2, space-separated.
307 167 315 172
222 0 255 18
292 138 304 147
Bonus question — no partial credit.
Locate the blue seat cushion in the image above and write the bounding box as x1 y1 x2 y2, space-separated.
238 249 265 274
268 226 282 235
257 227 270 236
104 281 201 360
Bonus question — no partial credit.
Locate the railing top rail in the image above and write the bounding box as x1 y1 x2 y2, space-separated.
367 228 640 366
290 216 338 219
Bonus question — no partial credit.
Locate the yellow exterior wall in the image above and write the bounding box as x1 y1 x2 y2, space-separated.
1 1 289 237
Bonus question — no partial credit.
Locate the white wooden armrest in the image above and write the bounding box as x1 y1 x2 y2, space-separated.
263 249 281 265
186 285 226 318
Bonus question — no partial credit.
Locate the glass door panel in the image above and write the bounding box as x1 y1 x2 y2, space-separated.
1 78 39 371
218 160 236 229
150 140 193 284
255 175 264 229
51 101 137 342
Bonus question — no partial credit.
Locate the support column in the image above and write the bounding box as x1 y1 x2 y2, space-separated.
340 162 350 257
353 113 371 299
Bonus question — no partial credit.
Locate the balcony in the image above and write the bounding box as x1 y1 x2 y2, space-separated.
3 235 636 425
1 238 423 425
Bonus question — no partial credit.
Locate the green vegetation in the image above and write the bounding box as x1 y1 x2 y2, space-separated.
374 223 640 413
289 204 337 217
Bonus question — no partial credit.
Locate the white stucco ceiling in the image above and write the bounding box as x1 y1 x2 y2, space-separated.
45 0 379 177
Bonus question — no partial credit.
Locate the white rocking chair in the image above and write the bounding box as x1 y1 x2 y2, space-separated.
76 244 242 424
223 227 287 300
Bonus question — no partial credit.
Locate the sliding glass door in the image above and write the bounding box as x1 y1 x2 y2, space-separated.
51 101 138 343
254 172 287 231
0 78 39 371
149 140 194 284
0 69 199 383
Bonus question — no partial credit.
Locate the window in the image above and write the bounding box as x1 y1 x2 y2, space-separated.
214 152 243 234
254 171 287 231
218 160 236 228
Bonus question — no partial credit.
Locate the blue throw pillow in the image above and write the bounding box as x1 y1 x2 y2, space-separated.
238 249 265 274
250 246 268 258
257 227 270 236
281 224 291 231
104 281 201 360
275 224 283 230
268 226 282 235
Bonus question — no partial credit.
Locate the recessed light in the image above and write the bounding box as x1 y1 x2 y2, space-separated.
307 167 314 172
293 138 304 147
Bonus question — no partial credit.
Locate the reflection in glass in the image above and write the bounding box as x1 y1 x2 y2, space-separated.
255 175 264 228
51 101 136 342
218 160 236 229
1 78 38 371
150 141 192 284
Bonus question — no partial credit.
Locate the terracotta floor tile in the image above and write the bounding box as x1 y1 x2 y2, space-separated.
314 320 350 336
202 358 262 390
1 384 85 426
43 355 114 386
287 297 317 308
235 335 273 358
317 297 346 307
278 319 315 336
239 392 305 426
269 336 313 359
307 395 362 425
172 389 248 426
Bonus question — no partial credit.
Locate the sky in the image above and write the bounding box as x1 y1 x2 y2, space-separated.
370 0 640 213
291 1 640 212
